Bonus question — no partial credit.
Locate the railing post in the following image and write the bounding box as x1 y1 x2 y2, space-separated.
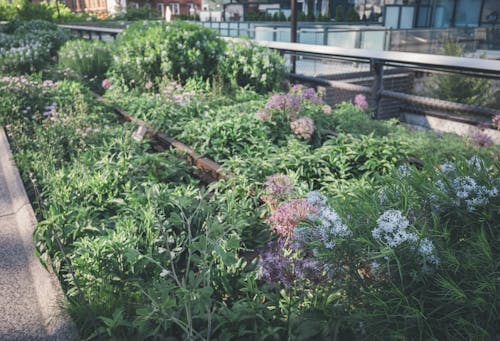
371 59 384 119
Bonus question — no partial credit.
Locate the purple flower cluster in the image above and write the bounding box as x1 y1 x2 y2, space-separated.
259 238 323 288
354 94 369 111
492 114 500 130
470 131 493 148
300 87 322 105
268 198 317 238
256 109 272 121
290 116 315 139
264 93 301 120
264 173 294 203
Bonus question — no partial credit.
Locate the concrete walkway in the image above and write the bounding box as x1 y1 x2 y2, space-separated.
0 128 78 341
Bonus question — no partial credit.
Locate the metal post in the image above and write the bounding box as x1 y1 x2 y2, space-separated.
371 59 384 119
290 0 297 74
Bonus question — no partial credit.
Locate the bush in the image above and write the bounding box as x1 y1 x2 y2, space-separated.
422 40 500 109
218 39 287 93
110 21 225 88
58 39 113 85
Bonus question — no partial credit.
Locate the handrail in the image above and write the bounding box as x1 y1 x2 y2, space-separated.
255 40 500 77
59 24 123 34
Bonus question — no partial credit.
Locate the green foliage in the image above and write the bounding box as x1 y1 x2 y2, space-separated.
112 4 156 21
218 39 287 93
335 4 344 22
423 40 500 109
110 21 225 88
0 20 70 74
58 39 113 86
0 0 84 22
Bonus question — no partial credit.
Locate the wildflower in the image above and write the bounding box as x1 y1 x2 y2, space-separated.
372 210 417 248
492 114 500 130
101 78 111 90
264 93 301 119
290 117 315 139
467 155 484 172
256 109 272 121
268 199 317 238
439 163 455 174
43 102 57 117
145 80 154 90
470 131 493 147
264 174 294 203
450 176 498 212
158 247 167 254
159 269 170 277
354 94 369 111
258 238 323 288
322 104 332 115
301 87 322 104
397 164 412 178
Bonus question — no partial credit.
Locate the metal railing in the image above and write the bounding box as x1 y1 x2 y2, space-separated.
59 24 500 122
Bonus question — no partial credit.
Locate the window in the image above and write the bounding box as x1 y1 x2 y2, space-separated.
432 0 453 28
481 0 500 24
170 3 180 15
455 0 481 27
157 3 165 17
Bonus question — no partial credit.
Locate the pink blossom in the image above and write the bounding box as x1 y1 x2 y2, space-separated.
322 104 332 115
354 94 369 111
145 80 154 90
290 117 315 139
264 174 294 203
268 199 317 238
256 109 272 121
102 78 111 90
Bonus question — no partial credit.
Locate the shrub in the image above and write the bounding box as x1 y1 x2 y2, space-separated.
110 21 225 88
218 39 287 93
58 39 113 84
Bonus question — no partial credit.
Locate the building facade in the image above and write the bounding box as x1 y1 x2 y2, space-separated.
378 0 499 28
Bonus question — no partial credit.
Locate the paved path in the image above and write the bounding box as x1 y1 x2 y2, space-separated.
0 128 78 341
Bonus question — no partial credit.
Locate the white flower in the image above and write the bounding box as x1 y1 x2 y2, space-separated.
158 247 167 254
160 269 170 277
439 163 455 174
372 210 417 248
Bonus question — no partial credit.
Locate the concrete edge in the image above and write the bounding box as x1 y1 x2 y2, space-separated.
0 128 79 341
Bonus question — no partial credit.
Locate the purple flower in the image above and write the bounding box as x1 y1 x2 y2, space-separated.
301 87 322 104
354 94 369 111
256 109 272 121
290 116 315 139
264 93 301 120
268 199 317 238
263 174 294 203
259 238 323 288
470 131 493 147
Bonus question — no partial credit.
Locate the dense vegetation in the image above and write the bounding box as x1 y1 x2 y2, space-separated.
1 20 499 340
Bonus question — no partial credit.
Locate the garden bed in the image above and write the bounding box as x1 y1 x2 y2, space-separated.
1 19 499 340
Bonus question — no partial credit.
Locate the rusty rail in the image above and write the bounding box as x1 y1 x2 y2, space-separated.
93 94 227 183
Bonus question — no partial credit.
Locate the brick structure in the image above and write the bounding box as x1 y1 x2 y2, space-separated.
65 0 108 15
152 0 201 18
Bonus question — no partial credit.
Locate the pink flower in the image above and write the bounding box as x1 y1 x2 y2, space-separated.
256 109 272 121
354 94 369 111
268 199 317 238
264 174 294 203
470 131 493 147
145 80 154 90
290 117 315 139
322 104 332 115
101 78 111 90
492 114 500 130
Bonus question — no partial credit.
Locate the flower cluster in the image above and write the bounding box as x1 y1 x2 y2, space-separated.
268 199 317 238
322 104 332 115
102 78 111 90
264 93 301 119
300 191 352 249
372 210 417 248
353 94 369 111
446 176 497 212
262 173 294 205
161 81 195 106
258 239 323 288
290 116 315 139
470 131 493 148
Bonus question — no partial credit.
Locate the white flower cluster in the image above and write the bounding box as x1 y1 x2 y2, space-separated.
418 238 439 266
306 191 352 249
372 210 417 247
450 176 498 212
